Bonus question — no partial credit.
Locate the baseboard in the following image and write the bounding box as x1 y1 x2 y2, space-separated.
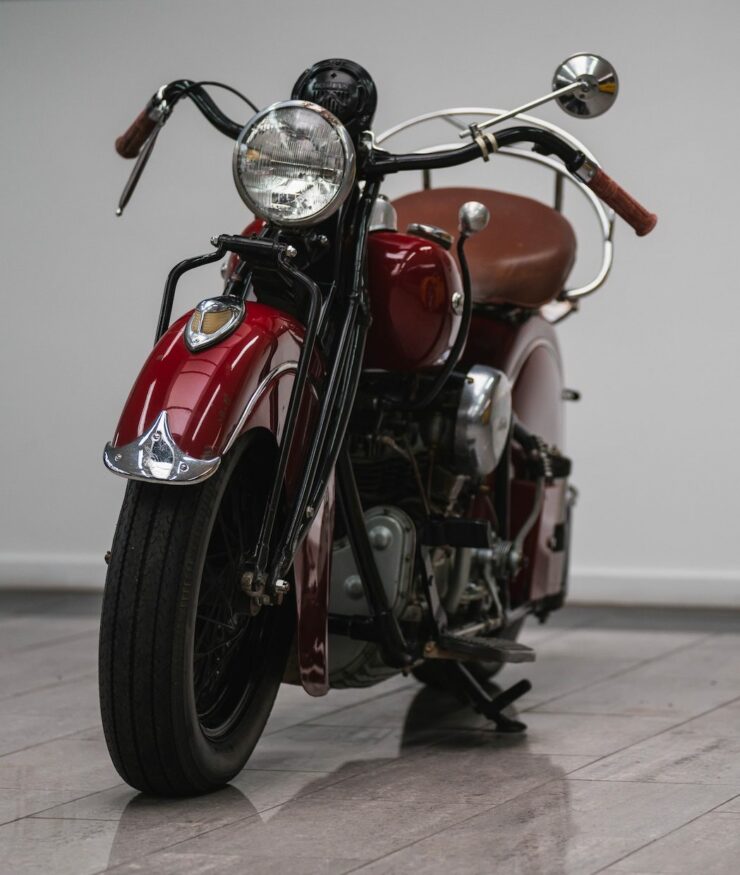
0 554 106 590
1 555 739 607
569 567 740 608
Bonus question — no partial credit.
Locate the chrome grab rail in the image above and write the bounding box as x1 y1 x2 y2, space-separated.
376 108 615 303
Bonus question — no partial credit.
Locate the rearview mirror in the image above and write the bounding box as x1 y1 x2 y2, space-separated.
553 53 619 118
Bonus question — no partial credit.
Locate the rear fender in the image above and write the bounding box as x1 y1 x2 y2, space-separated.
103 301 332 695
465 312 568 606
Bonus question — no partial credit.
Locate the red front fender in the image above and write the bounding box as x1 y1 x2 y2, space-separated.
105 301 333 696
111 302 321 461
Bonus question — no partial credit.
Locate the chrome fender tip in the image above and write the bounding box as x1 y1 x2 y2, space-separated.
103 411 221 485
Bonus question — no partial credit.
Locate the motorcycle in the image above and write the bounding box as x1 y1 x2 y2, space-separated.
99 55 656 796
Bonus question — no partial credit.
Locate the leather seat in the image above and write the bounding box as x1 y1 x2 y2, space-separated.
393 187 576 309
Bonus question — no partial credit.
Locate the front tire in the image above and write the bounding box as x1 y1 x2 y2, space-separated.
99 432 292 796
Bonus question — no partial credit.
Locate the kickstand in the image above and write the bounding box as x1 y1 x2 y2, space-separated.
448 661 532 733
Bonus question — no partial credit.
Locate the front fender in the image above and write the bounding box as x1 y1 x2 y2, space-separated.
103 301 332 696
107 302 320 472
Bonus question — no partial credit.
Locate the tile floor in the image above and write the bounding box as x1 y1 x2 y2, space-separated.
1 591 740 874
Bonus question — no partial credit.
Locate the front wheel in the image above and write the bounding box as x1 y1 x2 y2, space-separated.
99 432 292 796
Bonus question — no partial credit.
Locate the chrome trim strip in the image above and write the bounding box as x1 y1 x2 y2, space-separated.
103 411 221 485
222 361 299 454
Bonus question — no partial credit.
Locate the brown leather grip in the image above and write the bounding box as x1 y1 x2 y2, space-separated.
587 168 657 236
115 108 157 159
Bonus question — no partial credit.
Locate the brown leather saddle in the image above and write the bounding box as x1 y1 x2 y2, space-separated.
393 186 576 309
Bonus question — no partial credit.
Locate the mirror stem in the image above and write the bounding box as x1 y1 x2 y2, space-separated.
458 80 585 139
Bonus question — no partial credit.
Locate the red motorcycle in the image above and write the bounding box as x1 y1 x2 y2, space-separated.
100 55 655 796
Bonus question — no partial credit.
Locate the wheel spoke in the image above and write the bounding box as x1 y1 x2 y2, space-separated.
196 614 236 632
216 510 238 568
192 455 283 738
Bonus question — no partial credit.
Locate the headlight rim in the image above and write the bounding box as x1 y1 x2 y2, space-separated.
232 99 357 228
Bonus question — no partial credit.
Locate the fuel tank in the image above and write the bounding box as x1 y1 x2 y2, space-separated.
364 231 462 371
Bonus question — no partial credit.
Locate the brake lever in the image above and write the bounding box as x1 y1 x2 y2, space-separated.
115 108 168 217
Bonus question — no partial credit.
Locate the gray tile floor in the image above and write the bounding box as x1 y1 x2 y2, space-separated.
1 592 740 874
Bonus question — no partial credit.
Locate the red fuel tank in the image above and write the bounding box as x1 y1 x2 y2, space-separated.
364 231 462 372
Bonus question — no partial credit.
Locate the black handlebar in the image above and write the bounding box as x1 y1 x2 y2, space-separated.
164 80 244 139
115 81 656 235
115 80 245 159
117 83 586 177
361 126 656 235
361 126 585 177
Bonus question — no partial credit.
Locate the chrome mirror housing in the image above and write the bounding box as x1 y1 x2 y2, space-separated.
458 201 490 236
553 53 619 118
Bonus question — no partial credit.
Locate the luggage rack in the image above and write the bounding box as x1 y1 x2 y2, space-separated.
376 107 615 315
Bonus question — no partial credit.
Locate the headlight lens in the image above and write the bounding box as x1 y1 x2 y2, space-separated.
233 100 356 227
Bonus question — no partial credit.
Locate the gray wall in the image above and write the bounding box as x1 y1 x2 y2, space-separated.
1 0 738 604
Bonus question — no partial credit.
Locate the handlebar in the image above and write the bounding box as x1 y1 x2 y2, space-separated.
114 83 657 237
114 81 244 160
363 125 656 236
584 166 657 236
115 100 161 158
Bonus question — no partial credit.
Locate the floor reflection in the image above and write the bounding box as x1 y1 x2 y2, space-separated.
107 682 572 872
105 784 257 870
403 683 573 874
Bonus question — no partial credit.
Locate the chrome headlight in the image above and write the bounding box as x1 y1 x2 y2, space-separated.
185 297 244 352
233 100 356 227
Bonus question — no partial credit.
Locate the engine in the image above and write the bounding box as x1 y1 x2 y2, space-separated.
328 364 513 687
350 364 511 512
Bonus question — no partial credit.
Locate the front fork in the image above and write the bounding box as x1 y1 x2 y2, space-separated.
152 230 324 613
230 181 381 608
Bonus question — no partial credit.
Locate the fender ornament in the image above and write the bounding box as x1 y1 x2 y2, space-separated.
103 410 221 485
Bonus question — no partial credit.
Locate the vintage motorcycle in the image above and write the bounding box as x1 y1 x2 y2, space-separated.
100 55 655 796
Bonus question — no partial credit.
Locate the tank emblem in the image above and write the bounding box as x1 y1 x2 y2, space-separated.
419 276 446 310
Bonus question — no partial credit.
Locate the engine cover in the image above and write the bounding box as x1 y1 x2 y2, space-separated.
328 506 415 687
454 365 512 477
